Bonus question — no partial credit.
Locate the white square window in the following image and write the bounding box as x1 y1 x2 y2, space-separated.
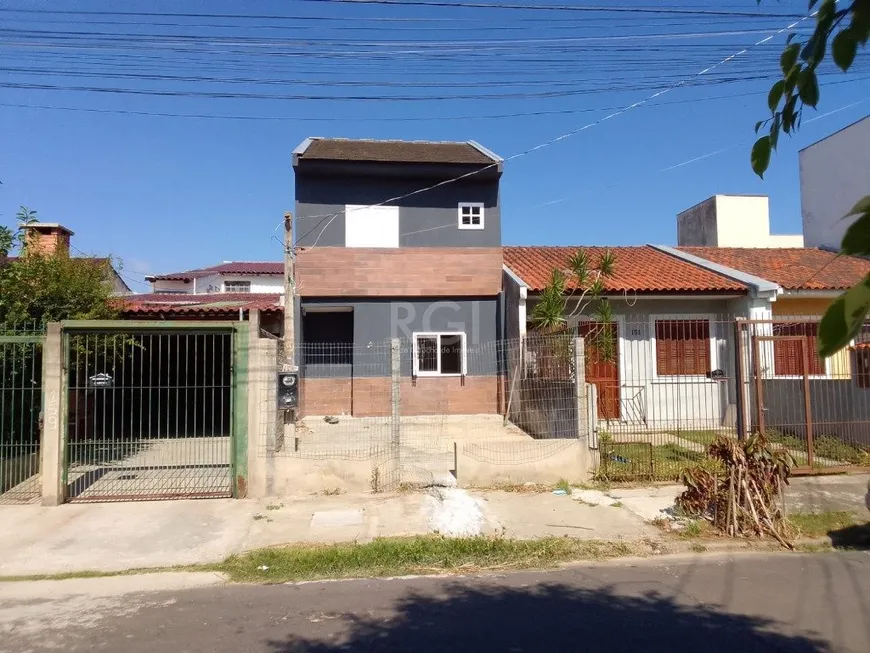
413 332 467 376
224 280 251 293
458 203 484 230
345 204 399 247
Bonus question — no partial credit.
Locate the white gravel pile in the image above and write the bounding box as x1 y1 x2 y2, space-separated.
424 487 485 537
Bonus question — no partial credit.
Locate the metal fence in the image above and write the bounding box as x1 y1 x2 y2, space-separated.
0 324 45 504
260 334 589 492
259 316 870 490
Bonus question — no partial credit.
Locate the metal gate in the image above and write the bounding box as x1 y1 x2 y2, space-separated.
0 328 44 504
751 327 870 474
64 326 236 501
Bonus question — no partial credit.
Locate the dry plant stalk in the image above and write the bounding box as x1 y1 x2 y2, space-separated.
676 434 794 548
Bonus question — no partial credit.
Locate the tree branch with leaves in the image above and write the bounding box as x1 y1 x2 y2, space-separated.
528 249 618 364
753 0 870 356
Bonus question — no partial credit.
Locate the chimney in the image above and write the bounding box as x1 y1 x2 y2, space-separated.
21 223 74 256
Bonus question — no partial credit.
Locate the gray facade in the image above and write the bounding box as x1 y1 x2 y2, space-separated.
294 171 501 248
300 297 501 378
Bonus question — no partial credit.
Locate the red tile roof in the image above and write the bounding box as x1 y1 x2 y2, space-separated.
120 293 281 316
678 247 870 290
148 262 283 282
503 246 747 293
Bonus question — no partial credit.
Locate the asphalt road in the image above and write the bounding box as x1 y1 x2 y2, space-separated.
3 552 870 653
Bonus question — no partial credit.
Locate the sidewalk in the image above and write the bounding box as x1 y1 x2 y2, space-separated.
0 474 866 578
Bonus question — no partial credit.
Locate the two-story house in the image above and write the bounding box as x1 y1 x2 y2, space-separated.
292 137 504 417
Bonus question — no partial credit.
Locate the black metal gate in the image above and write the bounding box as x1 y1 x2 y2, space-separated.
64 327 235 501
0 330 43 504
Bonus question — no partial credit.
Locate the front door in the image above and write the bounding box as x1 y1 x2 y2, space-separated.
579 322 621 420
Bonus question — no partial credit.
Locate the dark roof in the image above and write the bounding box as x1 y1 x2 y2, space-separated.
148 262 283 282
120 292 282 316
503 246 747 294
677 247 870 291
296 138 499 165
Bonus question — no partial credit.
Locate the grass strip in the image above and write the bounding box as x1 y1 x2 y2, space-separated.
216 536 638 584
788 511 857 537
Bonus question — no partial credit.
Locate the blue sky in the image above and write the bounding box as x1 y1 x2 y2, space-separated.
1 0 868 292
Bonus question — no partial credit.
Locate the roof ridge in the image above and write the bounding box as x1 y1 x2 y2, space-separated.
310 136 475 146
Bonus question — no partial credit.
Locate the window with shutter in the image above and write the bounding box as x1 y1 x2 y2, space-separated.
772 323 826 377
654 319 711 376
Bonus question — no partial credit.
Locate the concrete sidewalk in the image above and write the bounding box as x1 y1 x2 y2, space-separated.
0 474 866 578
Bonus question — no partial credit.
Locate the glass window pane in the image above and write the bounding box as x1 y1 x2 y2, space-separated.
440 335 463 374
417 336 438 372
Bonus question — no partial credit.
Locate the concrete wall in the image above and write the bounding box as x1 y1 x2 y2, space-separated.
677 195 802 248
295 174 500 248
151 279 194 294
801 116 870 250
455 439 593 486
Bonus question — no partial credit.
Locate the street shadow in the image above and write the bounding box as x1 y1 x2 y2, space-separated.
829 522 870 550
269 582 830 653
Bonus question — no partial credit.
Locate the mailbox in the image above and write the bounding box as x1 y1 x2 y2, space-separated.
277 372 299 410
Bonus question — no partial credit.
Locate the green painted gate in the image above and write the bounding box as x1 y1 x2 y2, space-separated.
62 322 247 502
0 327 44 504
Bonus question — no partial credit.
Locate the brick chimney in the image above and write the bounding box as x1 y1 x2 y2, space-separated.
21 223 74 256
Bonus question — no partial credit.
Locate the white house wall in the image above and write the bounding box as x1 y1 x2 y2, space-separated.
153 274 284 294
526 296 745 432
151 279 194 293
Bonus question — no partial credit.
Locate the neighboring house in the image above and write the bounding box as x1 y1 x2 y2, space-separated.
675 246 870 380
145 261 283 294
1 223 131 295
677 195 803 248
670 245 870 447
502 245 764 431
800 114 870 251
292 137 504 417
120 292 283 330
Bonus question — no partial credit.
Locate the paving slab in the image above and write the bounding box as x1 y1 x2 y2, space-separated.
476 490 656 540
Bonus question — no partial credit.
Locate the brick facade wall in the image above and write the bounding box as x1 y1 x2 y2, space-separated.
300 375 502 417
296 247 502 297
299 378 353 416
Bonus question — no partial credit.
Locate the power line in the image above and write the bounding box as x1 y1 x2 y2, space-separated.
11 78 868 123
294 1 805 19
295 6 815 247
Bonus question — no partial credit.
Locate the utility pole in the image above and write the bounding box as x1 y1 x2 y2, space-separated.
277 211 296 453
283 211 295 370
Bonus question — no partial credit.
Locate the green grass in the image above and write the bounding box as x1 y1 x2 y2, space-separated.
766 429 870 465
0 537 641 584
812 436 870 465
554 478 571 494
670 430 719 448
788 511 857 537
215 536 638 584
596 443 704 482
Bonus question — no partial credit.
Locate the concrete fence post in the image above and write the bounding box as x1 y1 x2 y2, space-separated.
390 338 401 483
574 337 588 441
574 336 594 480
40 323 64 506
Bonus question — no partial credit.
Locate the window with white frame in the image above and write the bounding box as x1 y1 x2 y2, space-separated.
224 280 251 293
458 203 484 230
413 332 467 376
